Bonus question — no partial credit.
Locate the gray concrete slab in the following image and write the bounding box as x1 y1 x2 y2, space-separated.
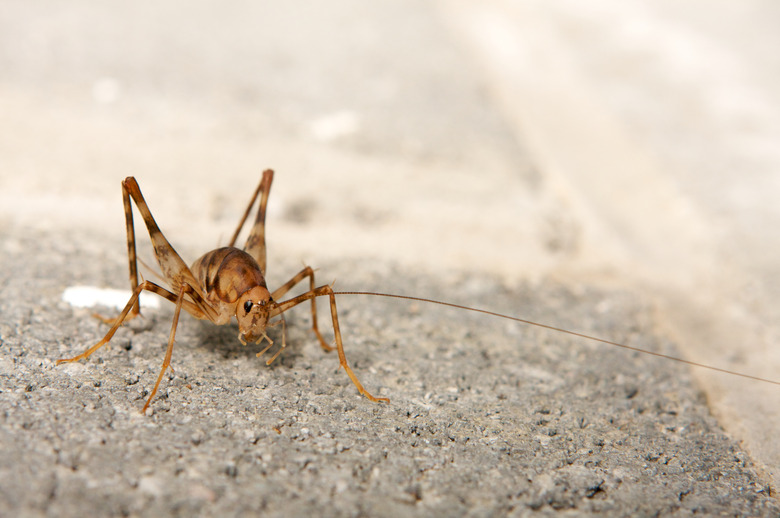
2 227 778 516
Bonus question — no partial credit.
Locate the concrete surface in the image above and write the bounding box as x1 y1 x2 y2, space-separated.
1 0 780 516
2 240 779 516
444 0 780 494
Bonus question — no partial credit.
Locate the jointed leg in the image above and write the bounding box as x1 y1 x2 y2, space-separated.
141 284 190 414
57 281 185 364
122 177 197 287
272 266 332 352
96 178 198 326
59 279 210 413
121 180 141 318
229 169 274 275
273 285 389 403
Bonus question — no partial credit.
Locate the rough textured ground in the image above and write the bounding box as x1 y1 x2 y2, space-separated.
1 226 778 516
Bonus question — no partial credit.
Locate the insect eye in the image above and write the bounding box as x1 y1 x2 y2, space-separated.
243 301 253 314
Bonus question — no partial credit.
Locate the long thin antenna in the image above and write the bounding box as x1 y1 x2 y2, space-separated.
332 291 780 387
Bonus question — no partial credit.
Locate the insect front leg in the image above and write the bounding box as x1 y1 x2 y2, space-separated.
272 266 333 353
273 285 389 403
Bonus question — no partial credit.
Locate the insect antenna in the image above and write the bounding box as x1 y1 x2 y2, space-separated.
332 291 780 387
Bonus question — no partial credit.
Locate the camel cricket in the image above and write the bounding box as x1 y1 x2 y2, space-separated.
58 171 780 414
57 170 388 413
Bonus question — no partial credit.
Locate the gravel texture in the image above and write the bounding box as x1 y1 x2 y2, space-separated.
1 227 778 516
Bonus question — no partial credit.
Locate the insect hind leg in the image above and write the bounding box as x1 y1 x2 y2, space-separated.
229 169 274 275
98 177 142 324
121 177 197 290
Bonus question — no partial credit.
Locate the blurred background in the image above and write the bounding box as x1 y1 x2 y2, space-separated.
2 0 780 483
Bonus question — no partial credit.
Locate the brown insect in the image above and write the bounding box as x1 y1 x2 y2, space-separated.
57 170 388 413
57 171 780 414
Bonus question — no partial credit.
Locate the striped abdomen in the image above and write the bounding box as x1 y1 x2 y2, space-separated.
191 247 268 308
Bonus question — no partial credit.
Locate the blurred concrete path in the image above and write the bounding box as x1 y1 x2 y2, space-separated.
445 0 780 488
